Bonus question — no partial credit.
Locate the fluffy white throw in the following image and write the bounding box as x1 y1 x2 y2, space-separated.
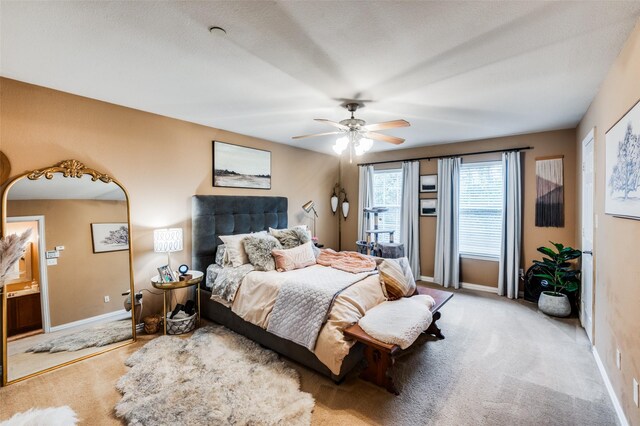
359 295 436 349
0 406 78 426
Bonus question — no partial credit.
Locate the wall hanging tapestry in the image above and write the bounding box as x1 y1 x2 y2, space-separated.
535 156 564 227
605 99 640 220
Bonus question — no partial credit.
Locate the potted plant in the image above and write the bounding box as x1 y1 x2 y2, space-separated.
533 242 582 317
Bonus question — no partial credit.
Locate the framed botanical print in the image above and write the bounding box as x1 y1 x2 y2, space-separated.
419 175 437 193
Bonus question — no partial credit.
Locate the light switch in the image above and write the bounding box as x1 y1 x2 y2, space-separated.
55 246 65 251
46 258 57 266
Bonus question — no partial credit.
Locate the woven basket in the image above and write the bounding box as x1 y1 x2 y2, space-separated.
165 312 197 335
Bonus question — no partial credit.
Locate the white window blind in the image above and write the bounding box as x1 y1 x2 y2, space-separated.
371 169 402 243
459 161 504 258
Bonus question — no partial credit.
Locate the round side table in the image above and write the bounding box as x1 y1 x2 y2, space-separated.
151 270 203 335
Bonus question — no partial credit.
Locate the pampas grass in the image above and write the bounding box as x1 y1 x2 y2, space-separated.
0 229 32 288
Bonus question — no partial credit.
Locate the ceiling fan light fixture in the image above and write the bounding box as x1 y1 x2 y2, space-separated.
333 136 349 154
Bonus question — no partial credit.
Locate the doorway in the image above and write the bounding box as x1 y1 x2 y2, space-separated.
6 216 50 335
581 130 595 343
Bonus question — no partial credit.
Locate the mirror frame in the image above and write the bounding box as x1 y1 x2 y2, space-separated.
1 159 136 386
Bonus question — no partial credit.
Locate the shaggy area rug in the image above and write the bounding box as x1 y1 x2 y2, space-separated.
0 406 78 426
28 320 132 353
115 325 315 425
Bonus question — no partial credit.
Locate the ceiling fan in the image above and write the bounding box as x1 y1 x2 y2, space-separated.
292 103 410 161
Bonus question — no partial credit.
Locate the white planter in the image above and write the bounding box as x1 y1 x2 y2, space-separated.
538 291 571 317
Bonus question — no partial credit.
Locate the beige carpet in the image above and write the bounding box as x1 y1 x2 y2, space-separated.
0 285 617 425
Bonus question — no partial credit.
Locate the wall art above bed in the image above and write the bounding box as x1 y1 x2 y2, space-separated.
605 99 640 220
213 141 271 190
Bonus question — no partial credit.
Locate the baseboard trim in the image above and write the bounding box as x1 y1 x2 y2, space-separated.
49 309 130 333
592 346 629 426
419 276 499 294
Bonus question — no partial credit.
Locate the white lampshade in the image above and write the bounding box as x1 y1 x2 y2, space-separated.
154 228 183 253
342 200 350 219
333 136 349 155
330 195 339 213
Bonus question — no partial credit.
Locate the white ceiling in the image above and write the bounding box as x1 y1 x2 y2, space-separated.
2 1 640 155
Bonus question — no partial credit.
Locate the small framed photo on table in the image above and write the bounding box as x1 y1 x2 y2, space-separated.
157 265 176 283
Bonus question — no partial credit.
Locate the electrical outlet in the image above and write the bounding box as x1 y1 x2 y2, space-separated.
634 378 639 407
616 349 621 370
103 295 110 303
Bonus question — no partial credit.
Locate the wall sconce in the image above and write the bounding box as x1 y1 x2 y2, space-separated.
332 184 349 219
154 228 183 270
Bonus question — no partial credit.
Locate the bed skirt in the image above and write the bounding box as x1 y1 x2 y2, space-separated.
199 289 365 382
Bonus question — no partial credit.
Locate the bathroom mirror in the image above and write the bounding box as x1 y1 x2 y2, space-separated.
1 160 136 385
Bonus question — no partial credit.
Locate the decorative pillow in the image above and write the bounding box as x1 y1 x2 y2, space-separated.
215 244 227 266
243 234 282 271
378 258 416 300
269 227 310 249
272 241 317 272
219 233 256 267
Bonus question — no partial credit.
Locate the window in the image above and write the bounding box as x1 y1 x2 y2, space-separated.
371 169 402 243
459 162 504 259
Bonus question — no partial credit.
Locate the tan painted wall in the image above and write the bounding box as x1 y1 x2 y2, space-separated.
576 20 640 425
8 200 129 327
0 78 340 321
341 129 577 288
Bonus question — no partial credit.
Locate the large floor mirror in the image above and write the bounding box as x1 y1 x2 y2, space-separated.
1 160 136 385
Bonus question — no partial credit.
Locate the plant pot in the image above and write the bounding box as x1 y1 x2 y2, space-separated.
538 291 571 317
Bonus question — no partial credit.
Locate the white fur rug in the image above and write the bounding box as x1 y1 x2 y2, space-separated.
28 320 132 353
0 406 78 426
115 326 315 425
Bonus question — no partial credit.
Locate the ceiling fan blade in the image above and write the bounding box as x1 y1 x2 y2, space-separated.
314 119 350 131
365 132 405 145
362 120 410 132
292 131 343 140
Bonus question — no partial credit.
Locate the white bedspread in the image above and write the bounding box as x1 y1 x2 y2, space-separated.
358 295 435 349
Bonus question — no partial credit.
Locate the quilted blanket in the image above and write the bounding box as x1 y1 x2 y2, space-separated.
267 266 376 351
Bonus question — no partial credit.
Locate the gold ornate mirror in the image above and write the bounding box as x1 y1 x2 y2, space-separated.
1 160 136 385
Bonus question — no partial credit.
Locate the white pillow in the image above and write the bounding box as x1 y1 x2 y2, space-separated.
219 233 255 267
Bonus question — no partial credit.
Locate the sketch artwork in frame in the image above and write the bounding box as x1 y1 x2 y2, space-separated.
605 99 640 220
213 141 271 189
91 223 129 253
420 175 437 193
420 199 437 216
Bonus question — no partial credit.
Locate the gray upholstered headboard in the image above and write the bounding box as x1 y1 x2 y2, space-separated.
192 195 288 272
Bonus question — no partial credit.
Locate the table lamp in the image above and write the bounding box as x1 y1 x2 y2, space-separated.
154 228 183 271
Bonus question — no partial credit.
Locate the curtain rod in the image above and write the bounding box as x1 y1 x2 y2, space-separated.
356 146 533 167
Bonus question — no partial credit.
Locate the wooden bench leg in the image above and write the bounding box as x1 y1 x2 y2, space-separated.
360 346 398 395
425 311 445 339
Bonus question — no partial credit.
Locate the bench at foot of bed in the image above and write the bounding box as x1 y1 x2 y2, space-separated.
343 286 453 395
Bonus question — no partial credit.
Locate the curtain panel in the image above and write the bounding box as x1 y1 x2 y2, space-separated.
401 161 421 279
434 157 461 288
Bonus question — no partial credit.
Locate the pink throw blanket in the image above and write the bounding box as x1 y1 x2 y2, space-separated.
316 249 377 274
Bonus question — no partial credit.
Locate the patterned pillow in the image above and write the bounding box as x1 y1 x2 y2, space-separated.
215 244 226 266
378 258 416 300
272 241 317 272
269 227 310 249
243 234 282 271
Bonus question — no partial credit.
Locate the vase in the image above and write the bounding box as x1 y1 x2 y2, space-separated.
538 291 571 317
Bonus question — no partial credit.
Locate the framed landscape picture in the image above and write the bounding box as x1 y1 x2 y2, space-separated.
605 99 640 220
420 199 437 216
213 141 271 189
91 223 129 253
420 175 437 192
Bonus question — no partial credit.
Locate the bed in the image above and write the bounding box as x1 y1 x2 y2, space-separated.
192 195 368 382
192 195 451 388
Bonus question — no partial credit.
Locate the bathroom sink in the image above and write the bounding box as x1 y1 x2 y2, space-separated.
6 287 40 298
